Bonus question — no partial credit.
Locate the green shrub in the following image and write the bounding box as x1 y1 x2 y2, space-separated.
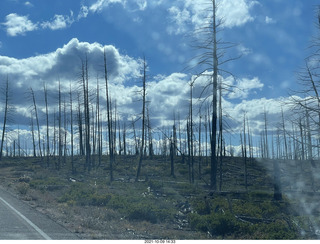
91 193 112 206
250 220 298 239
107 194 173 223
189 212 242 237
128 204 158 223
58 183 112 206
189 212 298 239
19 175 31 183
148 180 163 192
232 200 263 218
192 198 211 215
16 182 29 195
29 177 63 191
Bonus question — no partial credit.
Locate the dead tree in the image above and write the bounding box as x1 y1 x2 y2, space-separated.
136 57 147 182
123 121 127 156
104 49 114 182
63 98 67 166
190 0 238 190
281 108 288 160
43 83 50 167
31 115 36 157
243 114 248 191
0 77 10 160
77 92 84 156
56 81 62 169
263 109 269 159
30 87 43 159
170 129 175 178
132 118 139 155
96 78 102 167
82 57 91 171
188 82 195 184
69 84 75 174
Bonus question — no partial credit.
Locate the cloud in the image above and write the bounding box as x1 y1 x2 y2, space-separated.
0 38 143 125
237 44 253 56
78 5 89 20
217 0 257 28
89 0 121 13
227 76 264 99
167 6 191 35
24 1 34 7
41 13 74 30
148 73 190 126
0 38 141 90
167 0 258 35
3 13 38 36
265 16 276 24
3 12 74 36
3 0 148 36
224 96 293 135
89 0 147 13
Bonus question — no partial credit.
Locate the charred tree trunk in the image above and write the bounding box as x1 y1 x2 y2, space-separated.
43 83 50 167
136 57 147 182
69 85 75 174
30 87 43 160
0 77 9 161
104 49 114 182
210 0 218 190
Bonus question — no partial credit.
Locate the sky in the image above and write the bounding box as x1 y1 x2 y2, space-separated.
0 0 319 154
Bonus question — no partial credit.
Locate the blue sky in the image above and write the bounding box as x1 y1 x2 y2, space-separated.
0 0 319 154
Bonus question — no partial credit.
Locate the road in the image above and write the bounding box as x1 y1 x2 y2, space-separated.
0 187 79 240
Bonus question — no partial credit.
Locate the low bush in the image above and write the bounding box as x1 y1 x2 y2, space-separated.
107 193 173 223
250 220 298 239
148 180 163 192
189 212 243 237
29 177 63 191
58 183 112 206
16 182 29 195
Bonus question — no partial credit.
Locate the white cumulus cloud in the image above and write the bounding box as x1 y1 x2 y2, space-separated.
167 0 258 35
3 13 38 36
41 13 74 30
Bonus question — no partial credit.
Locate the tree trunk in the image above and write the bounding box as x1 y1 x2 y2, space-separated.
243 115 248 191
136 57 147 182
104 49 114 182
58 81 62 170
30 88 43 160
0 77 9 161
210 0 218 190
44 83 50 167
69 85 75 174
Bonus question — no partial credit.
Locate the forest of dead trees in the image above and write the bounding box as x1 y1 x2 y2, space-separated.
1 1 320 193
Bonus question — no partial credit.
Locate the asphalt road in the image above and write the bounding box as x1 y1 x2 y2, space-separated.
0 187 80 240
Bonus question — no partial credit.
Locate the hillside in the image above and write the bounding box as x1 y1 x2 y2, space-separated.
0 155 319 239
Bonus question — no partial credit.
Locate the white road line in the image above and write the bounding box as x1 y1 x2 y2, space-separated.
0 196 52 240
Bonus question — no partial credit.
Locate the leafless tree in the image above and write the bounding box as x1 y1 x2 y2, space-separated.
81 57 91 171
136 57 147 182
0 77 10 160
104 49 114 182
43 83 50 167
69 84 75 174
189 0 239 190
30 87 43 160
